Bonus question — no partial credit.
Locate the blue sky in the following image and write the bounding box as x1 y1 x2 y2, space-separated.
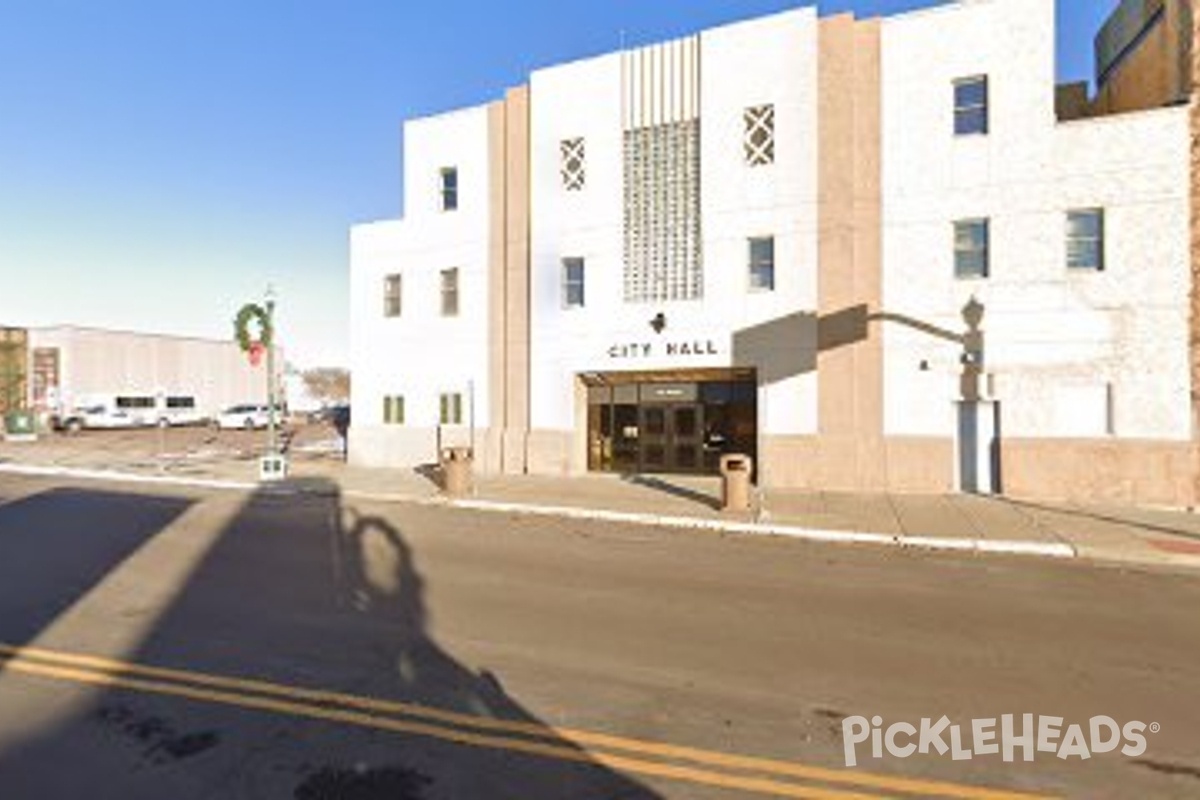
0 0 1116 368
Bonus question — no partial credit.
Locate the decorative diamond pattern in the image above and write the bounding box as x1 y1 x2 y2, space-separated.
560 138 586 191
744 104 775 166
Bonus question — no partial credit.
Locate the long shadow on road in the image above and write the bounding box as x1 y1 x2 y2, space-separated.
0 479 663 800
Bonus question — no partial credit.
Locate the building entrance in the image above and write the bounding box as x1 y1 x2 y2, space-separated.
585 369 757 475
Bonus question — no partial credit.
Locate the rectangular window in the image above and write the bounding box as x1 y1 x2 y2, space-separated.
439 392 463 425
382 395 405 425
383 274 402 318
954 219 990 279
1066 209 1104 271
954 76 988 136
748 236 775 291
440 268 459 317
440 167 458 211
562 257 585 308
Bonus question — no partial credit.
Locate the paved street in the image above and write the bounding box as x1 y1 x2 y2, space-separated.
0 472 1197 799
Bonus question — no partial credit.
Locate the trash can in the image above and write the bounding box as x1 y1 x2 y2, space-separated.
719 453 753 512
3 411 37 441
441 446 473 496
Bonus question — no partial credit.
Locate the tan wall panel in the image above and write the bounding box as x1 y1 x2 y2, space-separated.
1002 439 1197 507
525 429 574 476
810 15 884 490
505 87 531 447
762 435 952 493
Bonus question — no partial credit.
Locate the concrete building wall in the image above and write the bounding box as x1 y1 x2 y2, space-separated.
26 326 265 417
880 0 1194 503
1093 0 1192 116
349 105 494 468
526 8 821 475
347 0 1199 504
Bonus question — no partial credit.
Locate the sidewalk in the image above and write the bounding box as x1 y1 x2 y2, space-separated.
3 435 1200 570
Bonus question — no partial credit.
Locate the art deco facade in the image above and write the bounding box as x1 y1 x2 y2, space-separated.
350 0 1200 505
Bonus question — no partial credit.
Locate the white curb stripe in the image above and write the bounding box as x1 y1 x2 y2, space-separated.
443 498 1076 558
0 463 1076 559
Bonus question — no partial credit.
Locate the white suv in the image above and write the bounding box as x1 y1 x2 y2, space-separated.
215 404 284 430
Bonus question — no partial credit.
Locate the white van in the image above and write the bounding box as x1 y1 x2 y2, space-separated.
56 400 143 432
156 395 206 427
55 392 206 432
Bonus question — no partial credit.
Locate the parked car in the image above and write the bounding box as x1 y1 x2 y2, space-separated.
215 404 285 430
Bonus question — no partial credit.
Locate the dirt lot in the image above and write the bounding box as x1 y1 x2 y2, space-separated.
0 420 345 472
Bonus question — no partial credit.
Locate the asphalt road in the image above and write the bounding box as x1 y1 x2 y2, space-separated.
0 473 1196 799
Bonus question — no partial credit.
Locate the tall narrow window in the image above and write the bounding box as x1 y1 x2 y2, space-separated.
440 167 458 211
744 104 775 166
440 268 459 317
562 257 585 308
439 392 463 425
954 219 990 278
954 76 988 136
560 138 585 190
383 395 405 424
1066 209 1104 271
748 236 775 291
383 274 401 318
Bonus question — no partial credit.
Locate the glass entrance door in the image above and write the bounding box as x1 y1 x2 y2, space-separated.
638 403 704 473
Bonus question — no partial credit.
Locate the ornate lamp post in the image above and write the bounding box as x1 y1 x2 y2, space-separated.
234 289 285 479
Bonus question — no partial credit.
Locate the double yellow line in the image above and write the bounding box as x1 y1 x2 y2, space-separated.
0 643 1050 799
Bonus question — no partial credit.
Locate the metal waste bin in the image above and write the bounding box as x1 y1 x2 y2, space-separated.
3 411 36 441
441 446 473 496
719 453 753 512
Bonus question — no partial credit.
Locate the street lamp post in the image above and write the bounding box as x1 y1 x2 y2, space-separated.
234 288 285 480
265 287 278 457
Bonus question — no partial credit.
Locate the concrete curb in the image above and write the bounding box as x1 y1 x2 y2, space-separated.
441 498 1078 559
0 463 1077 560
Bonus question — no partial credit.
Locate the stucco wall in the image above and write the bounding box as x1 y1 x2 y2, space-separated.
527 8 821 447
349 105 493 466
881 0 1191 448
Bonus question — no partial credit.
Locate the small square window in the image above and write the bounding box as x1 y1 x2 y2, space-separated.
383 274 401 318
748 236 775 291
440 268 459 317
383 395 405 425
440 167 458 211
954 76 988 136
562 257 585 308
439 392 463 425
1066 209 1104 271
954 219 990 278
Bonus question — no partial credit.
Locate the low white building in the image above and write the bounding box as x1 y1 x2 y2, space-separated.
26 326 272 421
350 0 1200 506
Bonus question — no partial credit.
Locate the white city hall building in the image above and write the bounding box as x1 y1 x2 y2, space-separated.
351 0 1200 506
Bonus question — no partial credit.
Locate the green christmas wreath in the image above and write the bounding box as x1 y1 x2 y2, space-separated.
234 303 273 352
